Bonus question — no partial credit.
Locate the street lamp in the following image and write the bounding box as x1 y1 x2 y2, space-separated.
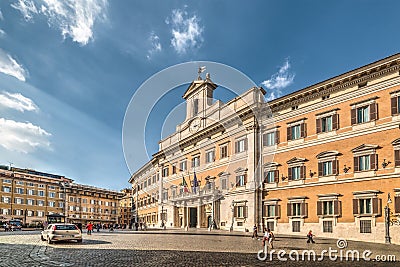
230 200 235 232
385 193 392 244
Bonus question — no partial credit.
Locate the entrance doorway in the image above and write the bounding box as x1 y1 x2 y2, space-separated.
207 216 212 228
189 208 197 227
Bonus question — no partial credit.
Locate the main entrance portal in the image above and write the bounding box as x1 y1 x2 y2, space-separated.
189 207 197 227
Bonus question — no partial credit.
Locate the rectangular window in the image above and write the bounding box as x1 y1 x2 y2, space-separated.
360 220 372 233
14 198 23 204
236 175 246 187
37 200 45 206
323 201 333 215
323 161 332 176
267 205 276 217
38 184 44 188
263 132 277 146
3 179 11 183
357 106 370 123
2 186 11 193
16 181 24 185
179 160 187 171
192 155 200 167
15 188 24 194
38 190 44 197
266 221 275 231
265 171 275 183
235 138 247 153
235 206 248 218
2 197 10 203
27 210 34 217
359 199 372 214
221 177 227 190
48 201 55 207
172 165 176 174
291 125 301 140
321 116 333 132
206 150 215 163
193 99 199 116
27 182 34 187
292 203 301 216
220 145 228 159
323 221 333 233
291 167 301 180
162 167 169 177
395 150 400 167
292 221 301 232
359 155 370 171
27 199 34 205
37 211 44 217
49 192 56 198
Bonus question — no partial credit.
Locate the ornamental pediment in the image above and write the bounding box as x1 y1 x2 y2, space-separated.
234 167 248 173
392 138 400 146
316 151 340 159
351 144 379 153
286 157 307 164
218 172 230 177
264 162 281 168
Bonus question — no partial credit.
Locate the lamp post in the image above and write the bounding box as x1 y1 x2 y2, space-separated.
230 200 235 232
385 193 392 244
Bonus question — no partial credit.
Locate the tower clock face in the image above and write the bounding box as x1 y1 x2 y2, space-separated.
189 118 202 133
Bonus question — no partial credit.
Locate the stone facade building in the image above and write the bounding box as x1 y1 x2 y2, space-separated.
0 166 123 226
129 54 400 244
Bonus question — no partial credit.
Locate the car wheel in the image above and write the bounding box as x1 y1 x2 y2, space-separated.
47 237 52 244
41 235 45 241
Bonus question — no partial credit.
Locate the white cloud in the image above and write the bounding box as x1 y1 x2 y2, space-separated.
11 0 108 46
146 32 162 60
0 29 5 37
166 8 203 54
0 91 38 112
0 48 27 81
0 118 51 153
0 9 4 20
261 58 295 101
10 0 38 21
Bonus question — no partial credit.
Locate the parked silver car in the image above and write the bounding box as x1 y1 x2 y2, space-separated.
41 223 82 244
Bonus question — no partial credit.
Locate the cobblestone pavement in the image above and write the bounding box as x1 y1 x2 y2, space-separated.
0 230 399 266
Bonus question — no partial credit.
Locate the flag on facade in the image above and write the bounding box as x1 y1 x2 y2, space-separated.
181 176 189 192
193 171 199 193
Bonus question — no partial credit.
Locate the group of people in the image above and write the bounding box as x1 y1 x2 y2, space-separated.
252 225 316 249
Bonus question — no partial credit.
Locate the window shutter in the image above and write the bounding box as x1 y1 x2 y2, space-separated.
370 103 378 121
333 160 338 175
274 170 279 183
235 176 240 186
353 199 359 215
287 203 292 216
244 138 248 151
275 130 280 144
332 114 339 130
371 154 378 170
276 205 281 218
263 205 268 217
300 166 306 179
318 162 323 177
244 206 248 218
300 123 307 138
301 203 308 217
234 206 238 217
316 201 323 216
354 157 359 172
333 200 341 216
287 127 292 141
351 108 357 125
316 118 321 133
288 168 292 181
234 141 238 153
391 97 399 115
395 150 400 167
244 174 247 185
395 196 400 214
263 134 267 146
372 198 380 216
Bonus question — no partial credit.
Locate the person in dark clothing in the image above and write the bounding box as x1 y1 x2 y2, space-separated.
307 230 315 243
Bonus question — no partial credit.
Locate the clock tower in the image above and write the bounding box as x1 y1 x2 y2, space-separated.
183 70 217 122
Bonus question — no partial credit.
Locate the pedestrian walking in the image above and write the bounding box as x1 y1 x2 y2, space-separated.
307 230 315 243
252 224 258 239
261 228 270 252
86 222 93 235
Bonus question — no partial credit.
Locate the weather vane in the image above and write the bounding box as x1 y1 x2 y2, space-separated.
197 66 206 80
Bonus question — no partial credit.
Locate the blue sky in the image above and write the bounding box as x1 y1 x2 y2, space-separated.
0 0 399 190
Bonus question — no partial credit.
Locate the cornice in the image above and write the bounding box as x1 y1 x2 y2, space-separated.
269 55 400 112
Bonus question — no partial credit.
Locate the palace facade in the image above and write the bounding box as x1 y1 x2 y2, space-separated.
0 166 123 226
129 54 400 244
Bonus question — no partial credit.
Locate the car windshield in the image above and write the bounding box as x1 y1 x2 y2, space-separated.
55 225 77 230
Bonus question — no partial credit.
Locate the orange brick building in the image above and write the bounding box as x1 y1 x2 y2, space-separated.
129 54 400 244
